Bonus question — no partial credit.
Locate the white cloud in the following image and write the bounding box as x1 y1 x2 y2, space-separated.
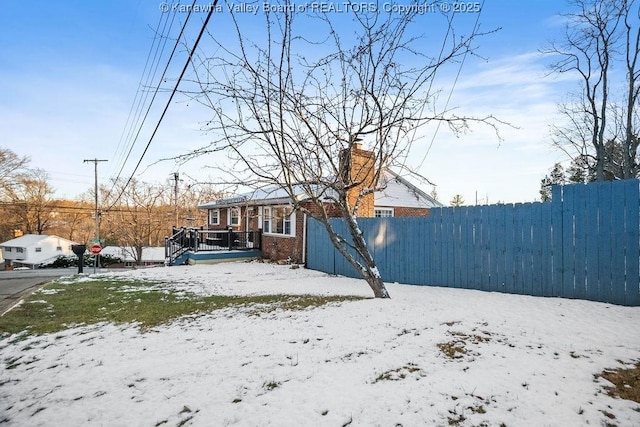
409 51 573 205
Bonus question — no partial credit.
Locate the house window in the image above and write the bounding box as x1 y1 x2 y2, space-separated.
209 209 220 225
35 248 42 252
5 247 11 252
228 208 240 227
262 206 294 236
374 208 394 218
16 248 24 253
56 246 62 251
263 207 272 233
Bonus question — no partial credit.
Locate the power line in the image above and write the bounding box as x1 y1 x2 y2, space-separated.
106 0 219 212
416 0 486 170
109 0 197 191
109 5 179 184
0 201 177 216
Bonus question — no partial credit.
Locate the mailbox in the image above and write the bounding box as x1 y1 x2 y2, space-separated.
71 244 86 274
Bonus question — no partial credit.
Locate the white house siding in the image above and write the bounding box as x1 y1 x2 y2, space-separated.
101 246 166 267
374 171 441 209
0 235 77 267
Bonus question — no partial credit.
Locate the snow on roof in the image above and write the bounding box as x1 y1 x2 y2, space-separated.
197 184 318 209
197 168 439 209
101 246 166 263
1 234 52 247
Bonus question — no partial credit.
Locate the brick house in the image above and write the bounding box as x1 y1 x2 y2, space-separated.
197 146 442 263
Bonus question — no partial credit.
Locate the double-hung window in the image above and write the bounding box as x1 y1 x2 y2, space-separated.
228 208 240 227
263 207 272 233
209 209 220 225
262 206 294 236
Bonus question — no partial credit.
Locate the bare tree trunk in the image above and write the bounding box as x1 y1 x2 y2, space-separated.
345 213 389 298
178 2 501 298
545 0 625 181
623 0 640 178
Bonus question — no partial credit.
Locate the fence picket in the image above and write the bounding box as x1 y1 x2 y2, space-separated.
550 185 564 297
624 180 640 305
584 185 600 301
306 180 640 306
610 182 627 305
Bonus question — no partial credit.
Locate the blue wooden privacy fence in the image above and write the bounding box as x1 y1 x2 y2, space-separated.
306 180 640 306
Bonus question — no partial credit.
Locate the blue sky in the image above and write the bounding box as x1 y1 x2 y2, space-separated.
1 1 575 205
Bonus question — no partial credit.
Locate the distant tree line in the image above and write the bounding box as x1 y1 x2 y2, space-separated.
0 147 222 265
541 0 640 196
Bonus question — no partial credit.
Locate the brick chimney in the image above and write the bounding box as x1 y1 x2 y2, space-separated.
339 143 376 217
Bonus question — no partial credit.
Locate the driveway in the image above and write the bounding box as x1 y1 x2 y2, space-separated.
0 268 78 315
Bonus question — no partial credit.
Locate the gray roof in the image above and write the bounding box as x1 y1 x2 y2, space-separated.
198 184 329 209
198 168 442 209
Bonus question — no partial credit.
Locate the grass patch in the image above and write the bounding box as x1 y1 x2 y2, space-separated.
598 362 640 404
0 278 365 337
264 380 281 391
373 363 421 383
438 331 491 360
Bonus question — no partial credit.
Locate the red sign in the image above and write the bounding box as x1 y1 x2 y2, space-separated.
90 244 102 255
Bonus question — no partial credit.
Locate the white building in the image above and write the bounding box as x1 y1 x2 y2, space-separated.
0 234 78 269
100 246 166 267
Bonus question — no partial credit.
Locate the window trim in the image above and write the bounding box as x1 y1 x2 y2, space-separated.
228 207 241 227
209 208 220 226
374 207 394 218
262 206 272 233
261 205 295 237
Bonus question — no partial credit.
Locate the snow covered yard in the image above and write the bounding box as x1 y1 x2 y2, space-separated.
1 262 639 426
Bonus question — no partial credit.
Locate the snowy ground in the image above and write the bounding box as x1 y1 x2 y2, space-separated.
1 262 639 426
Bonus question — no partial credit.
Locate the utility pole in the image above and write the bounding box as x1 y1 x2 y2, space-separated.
84 159 108 272
172 172 180 226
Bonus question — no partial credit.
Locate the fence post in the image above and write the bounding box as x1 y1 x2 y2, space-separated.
228 227 233 251
193 228 199 252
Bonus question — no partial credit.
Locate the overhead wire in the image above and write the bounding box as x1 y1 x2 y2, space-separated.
105 0 219 212
109 0 197 187
415 0 486 170
108 4 178 184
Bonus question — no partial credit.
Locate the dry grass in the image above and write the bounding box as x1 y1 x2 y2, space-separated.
598 362 640 404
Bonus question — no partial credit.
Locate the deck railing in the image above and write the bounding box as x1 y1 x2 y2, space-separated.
165 227 262 265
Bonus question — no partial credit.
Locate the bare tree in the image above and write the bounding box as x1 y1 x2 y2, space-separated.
0 148 31 240
182 2 500 298
101 179 171 264
181 181 225 227
621 0 640 178
545 0 639 180
4 169 56 235
46 197 95 243
0 147 29 192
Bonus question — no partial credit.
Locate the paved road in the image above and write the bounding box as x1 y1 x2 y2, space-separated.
0 268 80 315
